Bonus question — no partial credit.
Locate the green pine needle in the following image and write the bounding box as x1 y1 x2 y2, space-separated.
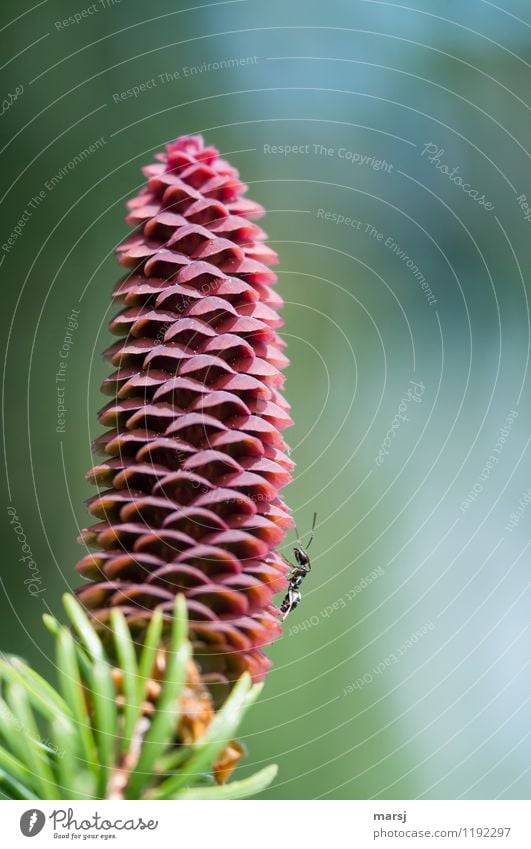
0 594 277 800
62 594 105 662
125 596 190 799
90 660 118 797
174 764 278 800
110 609 140 753
55 628 99 777
151 672 254 799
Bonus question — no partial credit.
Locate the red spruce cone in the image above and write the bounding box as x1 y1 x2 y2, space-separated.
76 135 293 703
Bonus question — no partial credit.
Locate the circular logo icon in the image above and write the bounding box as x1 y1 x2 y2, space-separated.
20 810 46 837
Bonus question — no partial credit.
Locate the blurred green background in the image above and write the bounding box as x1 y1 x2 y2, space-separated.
1 0 530 799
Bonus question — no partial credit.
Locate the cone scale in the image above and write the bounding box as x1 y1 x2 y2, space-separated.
76 135 294 703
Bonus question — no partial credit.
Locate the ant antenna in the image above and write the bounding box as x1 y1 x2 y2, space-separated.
294 511 317 550
305 511 317 550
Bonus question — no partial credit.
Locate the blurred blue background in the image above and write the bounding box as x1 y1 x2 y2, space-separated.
1 0 530 799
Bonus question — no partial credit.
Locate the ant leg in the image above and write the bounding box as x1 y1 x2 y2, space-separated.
281 553 298 580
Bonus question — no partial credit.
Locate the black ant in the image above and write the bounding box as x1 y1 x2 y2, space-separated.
279 512 317 620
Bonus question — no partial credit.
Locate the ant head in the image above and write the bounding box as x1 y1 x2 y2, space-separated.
293 545 311 569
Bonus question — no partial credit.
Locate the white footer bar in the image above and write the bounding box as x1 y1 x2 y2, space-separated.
3 799 529 848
